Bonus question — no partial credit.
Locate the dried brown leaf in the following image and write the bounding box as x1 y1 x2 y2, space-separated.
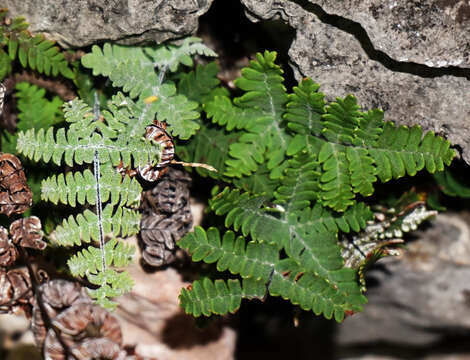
0 153 32 216
10 216 47 250
0 268 32 314
0 226 18 266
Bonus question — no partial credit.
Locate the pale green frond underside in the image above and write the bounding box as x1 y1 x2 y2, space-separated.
68 238 135 277
152 37 217 73
67 239 135 309
81 43 157 99
16 127 161 168
81 43 202 140
52 205 141 246
41 167 142 208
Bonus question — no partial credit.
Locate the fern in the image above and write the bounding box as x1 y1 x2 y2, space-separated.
13 39 219 308
177 51 456 321
16 95 160 308
1 82 64 153
81 38 216 140
0 9 73 79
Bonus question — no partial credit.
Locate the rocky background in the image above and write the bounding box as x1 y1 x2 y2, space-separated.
1 1 470 359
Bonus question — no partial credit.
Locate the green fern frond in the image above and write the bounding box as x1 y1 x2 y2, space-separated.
179 227 278 281
274 153 321 211
179 277 266 317
205 95 258 131
15 82 64 131
150 85 200 139
370 122 454 181
68 238 135 310
177 122 240 179
205 51 290 178
284 78 325 156
210 188 288 245
1 82 64 153
317 142 355 211
233 163 279 195
179 227 366 320
0 9 73 79
17 125 160 168
269 259 365 322
178 62 224 105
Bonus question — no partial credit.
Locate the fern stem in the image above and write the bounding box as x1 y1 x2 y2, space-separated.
170 160 218 172
93 93 106 273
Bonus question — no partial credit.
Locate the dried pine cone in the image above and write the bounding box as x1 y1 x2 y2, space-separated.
0 226 18 267
0 268 32 314
139 168 192 267
0 153 32 216
10 216 47 250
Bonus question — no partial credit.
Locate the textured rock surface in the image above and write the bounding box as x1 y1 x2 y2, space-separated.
240 0 470 164
2 0 214 47
335 212 470 358
317 0 470 68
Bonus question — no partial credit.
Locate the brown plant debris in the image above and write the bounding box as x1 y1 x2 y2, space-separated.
0 226 19 267
32 279 136 360
10 216 47 250
0 268 33 314
139 168 193 267
0 153 32 216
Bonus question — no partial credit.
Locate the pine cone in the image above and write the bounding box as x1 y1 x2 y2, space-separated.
139 168 192 267
0 153 32 216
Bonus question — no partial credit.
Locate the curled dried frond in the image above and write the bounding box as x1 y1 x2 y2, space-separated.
32 280 91 348
141 168 191 214
137 121 175 182
44 302 123 360
0 153 32 216
139 168 192 267
32 280 132 360
0 226 18 267
0 268 32 314
72 338 129 360
10 216 47 250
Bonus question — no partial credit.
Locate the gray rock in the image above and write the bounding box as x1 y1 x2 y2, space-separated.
316 0 470 68
336 212 470 350
240 0 470 164
2 0 213 47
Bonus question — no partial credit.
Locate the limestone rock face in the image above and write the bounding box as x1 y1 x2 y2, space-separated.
3 0 214 47
240 0 470 164
335 212 470 358
316 0 470 68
